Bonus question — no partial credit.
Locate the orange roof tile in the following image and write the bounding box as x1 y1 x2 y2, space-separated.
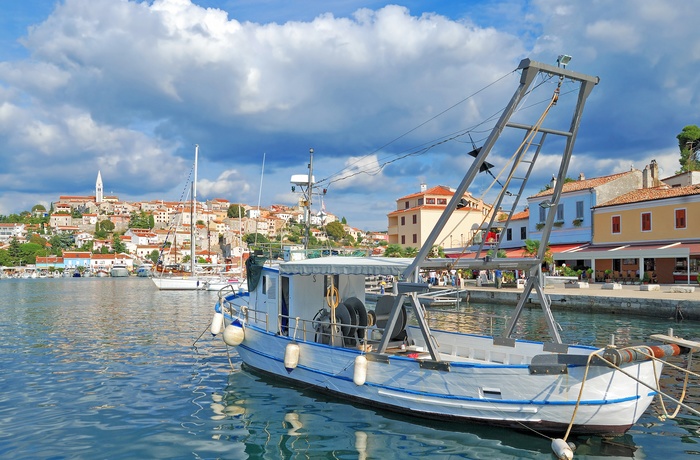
530 170 638 198
596 184 700 207
511 209 529 220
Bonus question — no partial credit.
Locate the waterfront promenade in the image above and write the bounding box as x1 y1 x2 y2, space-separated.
459 281 700 321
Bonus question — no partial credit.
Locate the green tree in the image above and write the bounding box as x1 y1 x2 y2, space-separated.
325 221 345 241
19 242 43 265
677 125 700 173
100 219 115 232
243 233 270 245
49 234 74 252
227 204 245 218
8 237 22 265
384 244 404 257
31 204 47 215
112 233 127 254
341 216 347 225
129 211 152 229
524 239 553 265
148 250 160 264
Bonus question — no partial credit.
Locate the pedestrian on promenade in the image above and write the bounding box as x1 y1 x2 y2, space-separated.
495 269 503 289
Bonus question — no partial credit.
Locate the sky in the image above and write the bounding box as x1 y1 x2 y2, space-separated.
0 0 699 231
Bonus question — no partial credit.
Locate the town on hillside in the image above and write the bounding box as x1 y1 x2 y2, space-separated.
0 170 389 277
1 160 699 285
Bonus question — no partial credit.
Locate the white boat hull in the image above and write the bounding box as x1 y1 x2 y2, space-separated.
152 277 206 290
231 323 659 435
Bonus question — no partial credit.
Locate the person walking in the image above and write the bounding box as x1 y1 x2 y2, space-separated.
495 269 503 289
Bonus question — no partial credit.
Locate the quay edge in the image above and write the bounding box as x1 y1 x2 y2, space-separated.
463 285 700 321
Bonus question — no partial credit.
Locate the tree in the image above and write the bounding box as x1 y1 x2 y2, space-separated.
8 237 22 265
384 244 404 257
112 233 127 254
129 211 152 229
524 239 553 266
677 125 700 173
227 204 245 218
341 217 347 225
243 233 270 245
325 221 345 241
99 219 115 232
148 250 160 264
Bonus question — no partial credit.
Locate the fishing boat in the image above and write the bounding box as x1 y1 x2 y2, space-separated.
210 58 699 457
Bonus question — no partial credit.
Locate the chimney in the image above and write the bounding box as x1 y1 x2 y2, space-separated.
643 160 660 188
420 183 427 192
550 175 557 190
578 172 585 181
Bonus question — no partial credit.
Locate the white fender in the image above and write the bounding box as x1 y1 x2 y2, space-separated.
284 342 300 372
551 438 574 460
211 312 224 335
353 355 368 386
223 323 245 346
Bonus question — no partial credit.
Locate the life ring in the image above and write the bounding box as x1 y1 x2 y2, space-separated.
326 285 340 309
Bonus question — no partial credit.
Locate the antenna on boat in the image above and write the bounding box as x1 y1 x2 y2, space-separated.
290 148 316 252
305 148 314 251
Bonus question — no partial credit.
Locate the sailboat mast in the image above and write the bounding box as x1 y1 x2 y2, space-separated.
191 144 198 275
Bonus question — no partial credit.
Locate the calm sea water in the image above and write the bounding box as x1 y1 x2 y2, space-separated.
0 277 698 459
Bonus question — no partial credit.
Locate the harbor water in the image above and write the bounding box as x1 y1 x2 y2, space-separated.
0 277 698 459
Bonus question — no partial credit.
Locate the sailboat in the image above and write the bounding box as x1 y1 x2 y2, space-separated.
209 58 700 457
152 144 210 290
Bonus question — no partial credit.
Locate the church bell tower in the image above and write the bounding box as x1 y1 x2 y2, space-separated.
96 170 104 204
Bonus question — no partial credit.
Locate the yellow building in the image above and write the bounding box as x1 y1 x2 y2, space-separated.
387 185 493 249
588 184 700 284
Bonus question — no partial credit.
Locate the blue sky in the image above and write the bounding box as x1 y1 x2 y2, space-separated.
1 0 699 231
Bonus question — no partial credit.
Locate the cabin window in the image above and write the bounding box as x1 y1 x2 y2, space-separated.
576 201 584 219
675 209 686 229
262 275 267 294
641 212 652 232
612 215 621 234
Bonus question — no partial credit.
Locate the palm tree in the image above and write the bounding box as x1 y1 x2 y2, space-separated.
524 239 553 265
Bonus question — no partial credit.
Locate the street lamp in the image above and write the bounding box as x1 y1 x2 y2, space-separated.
557 54 572 68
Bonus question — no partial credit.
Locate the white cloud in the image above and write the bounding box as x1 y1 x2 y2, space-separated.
0 0 699 230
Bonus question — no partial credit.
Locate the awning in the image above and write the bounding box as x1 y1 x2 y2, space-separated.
553 242 700 261
280 256 412 276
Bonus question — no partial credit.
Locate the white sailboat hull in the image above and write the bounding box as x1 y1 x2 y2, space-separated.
152 277 206 290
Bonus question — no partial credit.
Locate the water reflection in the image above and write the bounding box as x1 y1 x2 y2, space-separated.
209 368 650 459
